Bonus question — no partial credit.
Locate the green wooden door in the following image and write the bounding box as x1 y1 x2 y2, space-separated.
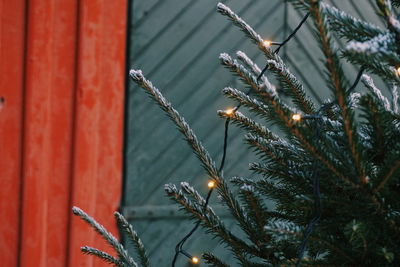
123 0 386 265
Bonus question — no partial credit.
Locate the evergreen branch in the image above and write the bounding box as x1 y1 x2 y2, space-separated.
219 52 296 119
130 70 266 260
202 252 230 267
286 0 311 11
345 33 400 67
374 159 400 193
236 51 277 96
239 184 271 247
228 86 357 189
266 227 355 263
266 59 316 114
219 51 352 185
72 207 138 267
217 2 299 81
217 3 277 60
309 0 365 184
361 74 391 111
215 180 272 255
217 110 278 141
114 212 150 267
180 181 207 206
245 134 290 168
219 53 264 93
342 50 400 83
392 84 399 113
81 246 124 267
321 2 385 41
375 0 400 55
222 87 271 118
164 184 264 258
130 70 220 181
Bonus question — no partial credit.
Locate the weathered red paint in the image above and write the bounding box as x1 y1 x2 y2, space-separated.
0 1 26 266
0 0 127 266
68 0 127 266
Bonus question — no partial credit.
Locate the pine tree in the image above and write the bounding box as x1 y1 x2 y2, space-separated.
73 1 400 266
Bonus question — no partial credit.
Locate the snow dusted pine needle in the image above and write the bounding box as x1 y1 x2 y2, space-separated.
361 74 391 111
236 51 277 96
130 69 220 181
72 207 138 267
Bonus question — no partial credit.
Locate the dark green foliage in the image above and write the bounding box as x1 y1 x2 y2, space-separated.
75 1 400 266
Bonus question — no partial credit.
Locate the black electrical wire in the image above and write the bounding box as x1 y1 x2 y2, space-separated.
258 12 310 81
347 65 365 93
172 117 231 267
296 118 322 267
295 66 366 266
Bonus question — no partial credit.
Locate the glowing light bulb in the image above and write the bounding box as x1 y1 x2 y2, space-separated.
397 66 400 75
225 108 235 116
263 40 272 47
192 257 199 264
208 180 216 188
292 114 302 121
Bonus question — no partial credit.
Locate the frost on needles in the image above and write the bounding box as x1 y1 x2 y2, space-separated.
73 1 400 266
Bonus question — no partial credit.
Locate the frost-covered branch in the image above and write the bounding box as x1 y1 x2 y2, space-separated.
72 207 138 267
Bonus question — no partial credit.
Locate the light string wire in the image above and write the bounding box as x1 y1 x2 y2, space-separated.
295 113 323 267
258 12 310 81
171 119 229 267
172 9 311 266
295 65 365 266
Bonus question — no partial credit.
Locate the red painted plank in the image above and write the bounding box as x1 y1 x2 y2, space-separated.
1 0 126 265
68 0 126 266
0 0 26 266
19 0 78 266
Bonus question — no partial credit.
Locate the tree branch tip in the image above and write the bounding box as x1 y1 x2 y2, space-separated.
129 69 144 81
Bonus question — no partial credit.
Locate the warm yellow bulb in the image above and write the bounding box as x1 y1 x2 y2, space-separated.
397 66 400 75
292 114 302 121
225 108 235 116
192 257 200 264
207 180 216 188
263 40 272 47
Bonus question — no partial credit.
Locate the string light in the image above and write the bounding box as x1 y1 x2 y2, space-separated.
292 113 302 121
225 108 235 116
207 180 216 188
396 66 400 75
258 12 310 81
192 257 200 264
263 40 272 47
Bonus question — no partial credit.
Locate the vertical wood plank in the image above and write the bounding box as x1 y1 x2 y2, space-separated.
0 0 26 266
68 0 127 266
19 0 78 266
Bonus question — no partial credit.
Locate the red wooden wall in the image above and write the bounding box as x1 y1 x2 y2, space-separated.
0 0 127 266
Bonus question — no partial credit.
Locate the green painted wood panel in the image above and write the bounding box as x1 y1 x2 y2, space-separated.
123 0 389 265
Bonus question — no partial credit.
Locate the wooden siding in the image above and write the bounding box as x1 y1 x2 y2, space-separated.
124 0 387 265
0 1 127 266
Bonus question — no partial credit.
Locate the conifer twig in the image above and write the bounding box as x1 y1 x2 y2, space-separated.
81 246 125 267
130 70 220 181
72 207 138 267
114 212 150 267
266 59 315 114
321 2 385 41
308 0 366 184
361 74 391 111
